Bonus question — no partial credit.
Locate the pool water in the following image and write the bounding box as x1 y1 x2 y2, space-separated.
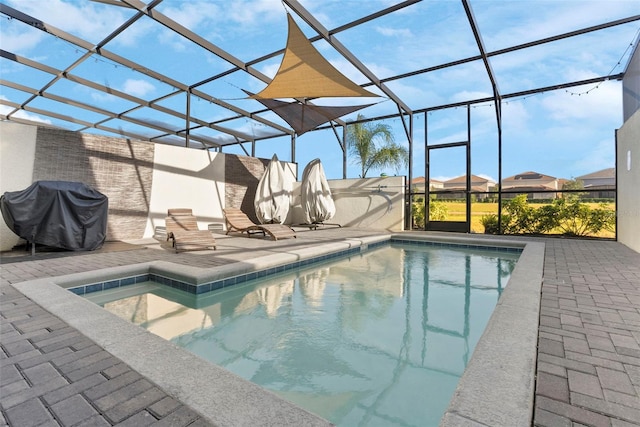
85 243 519 426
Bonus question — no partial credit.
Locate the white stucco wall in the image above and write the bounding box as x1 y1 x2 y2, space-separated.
331 176 405 230
582 177 615 187
288 176 405 231
144 144 226 238
617 109 640 253
0 122 38 251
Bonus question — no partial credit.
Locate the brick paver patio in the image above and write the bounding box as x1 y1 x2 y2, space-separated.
2 231 639 426
534 239 640 427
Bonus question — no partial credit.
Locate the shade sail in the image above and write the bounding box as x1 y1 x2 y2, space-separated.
255 154 292 224
251 14 378 99
301 158 336 224
245 90 372 135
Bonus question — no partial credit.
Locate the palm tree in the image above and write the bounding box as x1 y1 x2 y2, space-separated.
346 114 408 178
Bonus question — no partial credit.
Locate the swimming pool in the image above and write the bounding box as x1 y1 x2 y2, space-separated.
84 242 520 426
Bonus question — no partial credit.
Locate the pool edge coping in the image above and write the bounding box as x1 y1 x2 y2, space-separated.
12 233 541 427
441 239 544 427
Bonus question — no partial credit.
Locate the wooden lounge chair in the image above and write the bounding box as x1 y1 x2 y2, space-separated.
223 208 296 240
165 208 216 252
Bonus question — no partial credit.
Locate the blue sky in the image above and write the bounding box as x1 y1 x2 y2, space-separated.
1 0 639 182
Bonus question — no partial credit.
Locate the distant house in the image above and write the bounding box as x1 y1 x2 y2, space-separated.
438 174 496 199
430 178 444 190
501 171 564 199
575 168 615 198
411 176 444 193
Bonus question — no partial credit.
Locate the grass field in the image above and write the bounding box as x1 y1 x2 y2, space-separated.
424 201 616 238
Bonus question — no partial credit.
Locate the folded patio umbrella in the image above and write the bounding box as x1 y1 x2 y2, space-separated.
300 159 336 224
254 154 292 224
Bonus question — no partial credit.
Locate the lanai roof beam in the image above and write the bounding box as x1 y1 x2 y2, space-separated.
462 0 501 132
368 14 640 87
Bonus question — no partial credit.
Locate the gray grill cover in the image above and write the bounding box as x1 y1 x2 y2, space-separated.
1 181 108 251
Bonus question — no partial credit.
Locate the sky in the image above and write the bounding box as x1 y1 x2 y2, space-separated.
1 0 639 183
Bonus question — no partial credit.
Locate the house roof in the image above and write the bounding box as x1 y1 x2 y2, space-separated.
576 168 616 180
502 171 558 182
445 174 495 184
501 184 557 190
411 176 443 184
437 185 489 192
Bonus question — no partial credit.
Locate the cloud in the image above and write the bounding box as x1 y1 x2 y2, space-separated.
431 175 458 182
0 26 44 53
479 1 640 51
453 90 492 102
571 138 615 173
501 99 532 132
121 79 155 98
257 62 281 80
375 26 412 38
540 79 620 121
7 0 130 43
160 2 222 30
90 92 116 104
224 0 286 26
85 81 146 104
0 97 53 124
156 28 190 53
155 1 222 51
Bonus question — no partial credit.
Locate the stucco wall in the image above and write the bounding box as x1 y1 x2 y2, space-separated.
617 109 640 253
144 145 225 237
623 35 640 122
583 178 615 187
289 176 405 231
331 176 405 230
0 122 38 251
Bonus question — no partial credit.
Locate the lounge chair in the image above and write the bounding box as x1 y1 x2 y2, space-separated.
223 208 296 240
165 208 217 252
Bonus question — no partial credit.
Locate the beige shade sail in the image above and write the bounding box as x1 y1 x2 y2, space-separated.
251 14 378 99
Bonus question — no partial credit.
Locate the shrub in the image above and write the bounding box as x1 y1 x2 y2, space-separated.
480 214 500 234
430 199 448 221
411 197 448 228
412 201 425 228
550 197 615 236
494 195 615 237
501 194 553 234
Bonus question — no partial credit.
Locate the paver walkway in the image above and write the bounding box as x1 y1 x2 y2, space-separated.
534 239 640 427
1 231 639 426
1 285 212 427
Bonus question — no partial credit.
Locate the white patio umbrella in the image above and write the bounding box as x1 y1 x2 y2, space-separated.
254 154 292 224
301 158 336 224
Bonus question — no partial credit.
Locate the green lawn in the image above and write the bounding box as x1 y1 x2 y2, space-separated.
427 201 616 238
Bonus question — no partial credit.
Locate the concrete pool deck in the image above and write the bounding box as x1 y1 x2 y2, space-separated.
1 229 639 426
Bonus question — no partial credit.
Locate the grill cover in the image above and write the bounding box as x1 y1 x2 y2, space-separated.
1 181 108 251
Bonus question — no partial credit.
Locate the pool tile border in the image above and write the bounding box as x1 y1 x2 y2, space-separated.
69 238 523 297
68 274 150 295
394 237 523 253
